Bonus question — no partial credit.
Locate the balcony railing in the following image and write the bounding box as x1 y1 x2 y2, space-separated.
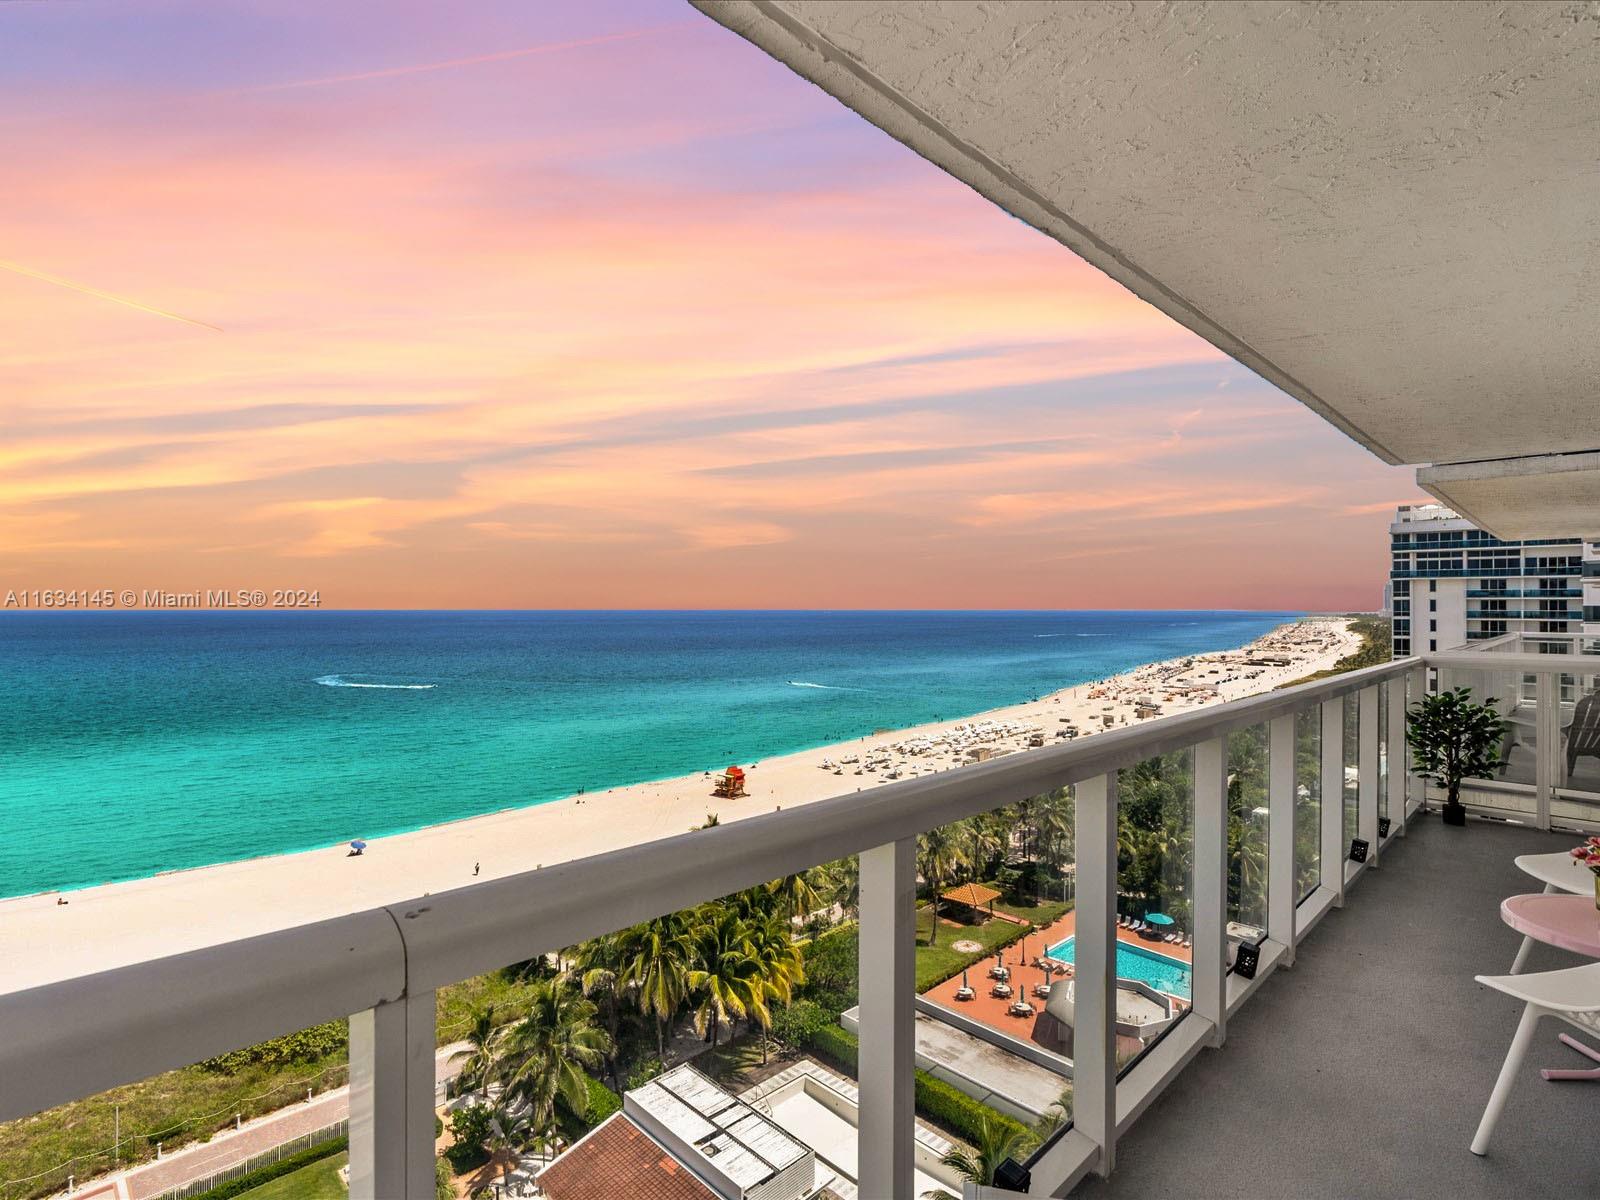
1441 635 1600 833
0 653 1510 1198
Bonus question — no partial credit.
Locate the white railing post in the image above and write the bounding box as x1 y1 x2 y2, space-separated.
1358 686 1380 867
1266 714 1297 966
348 990 436 1200
1073 773 1118 1178
1386 675 1409 837
858 838 915 1200
1534 671 1556 831
1193 738 1228 1044
1320 698 1347 906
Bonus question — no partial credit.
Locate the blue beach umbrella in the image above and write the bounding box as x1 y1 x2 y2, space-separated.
1146 912 1175 926
350 840 367 851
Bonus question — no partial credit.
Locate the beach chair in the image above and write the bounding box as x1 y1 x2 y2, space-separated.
1564 692 1600 781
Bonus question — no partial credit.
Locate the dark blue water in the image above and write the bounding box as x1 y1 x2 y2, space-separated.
0 610 1296 897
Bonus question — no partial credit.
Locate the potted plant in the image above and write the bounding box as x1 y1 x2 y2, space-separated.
1405 686 1509 826
1571 837 1600 910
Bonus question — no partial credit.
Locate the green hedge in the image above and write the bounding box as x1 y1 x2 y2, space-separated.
800 1024 1030 1149
556 1075 622 1140
181 1135 346 1200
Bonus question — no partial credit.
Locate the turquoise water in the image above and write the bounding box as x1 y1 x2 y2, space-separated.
1046 935 1193 998
0 609 1296 898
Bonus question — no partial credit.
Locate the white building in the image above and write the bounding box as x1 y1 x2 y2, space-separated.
1388 504 1594 656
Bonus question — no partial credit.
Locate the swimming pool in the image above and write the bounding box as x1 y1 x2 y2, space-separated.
1046 936 1192 998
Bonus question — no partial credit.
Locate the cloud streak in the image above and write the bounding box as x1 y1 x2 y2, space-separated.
0 259 222 332
235 22 695 93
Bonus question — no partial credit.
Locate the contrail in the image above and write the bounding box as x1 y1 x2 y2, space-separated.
241 22 693 93
0 259 222 332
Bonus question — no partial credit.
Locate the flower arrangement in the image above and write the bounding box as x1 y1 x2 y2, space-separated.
1571 837 1600 909
1571 836 1600 875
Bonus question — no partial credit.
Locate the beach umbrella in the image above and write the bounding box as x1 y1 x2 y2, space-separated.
1146 912 1175 926
961 968 969 990
350 840 367 851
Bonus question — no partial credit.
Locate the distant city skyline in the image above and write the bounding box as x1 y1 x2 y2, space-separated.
2 0 1416 610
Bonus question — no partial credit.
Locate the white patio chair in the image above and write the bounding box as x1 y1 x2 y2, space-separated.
1470 960 1600 1155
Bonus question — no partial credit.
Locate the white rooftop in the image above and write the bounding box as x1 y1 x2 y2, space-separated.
625 1065 808 1193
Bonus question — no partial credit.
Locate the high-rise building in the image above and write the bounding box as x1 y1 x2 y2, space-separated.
1388 503 1592 656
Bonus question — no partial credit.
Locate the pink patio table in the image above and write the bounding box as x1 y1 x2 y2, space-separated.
1500 893 1600 1080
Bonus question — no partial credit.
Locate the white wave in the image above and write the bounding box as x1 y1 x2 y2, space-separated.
314 674 436 690
787 680 858 691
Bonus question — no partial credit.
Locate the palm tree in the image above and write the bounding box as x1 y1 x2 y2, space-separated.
917 825 968 947
769 870 823 928
923 1116 1037 1196
1032 1085 1073 1139
744 912 806 1063
622 914 694 1060
961 815 1006 883
572 932 629 1090
687 906 761 1048
474 1100 534 1198
448 1003 502 1095
503 977 612 1138
826 856 860 920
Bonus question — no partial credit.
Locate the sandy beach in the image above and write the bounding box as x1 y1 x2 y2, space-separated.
0 616 1361 992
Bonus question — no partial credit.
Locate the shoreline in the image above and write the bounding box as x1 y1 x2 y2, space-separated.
0 616 1362 994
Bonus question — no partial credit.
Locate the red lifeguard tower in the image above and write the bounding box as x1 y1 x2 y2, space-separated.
712 765 747 798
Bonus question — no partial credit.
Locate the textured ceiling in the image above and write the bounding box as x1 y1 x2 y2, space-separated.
695 1 1600 469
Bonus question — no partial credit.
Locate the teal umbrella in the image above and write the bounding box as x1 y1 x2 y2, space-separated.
1146 912 1175 926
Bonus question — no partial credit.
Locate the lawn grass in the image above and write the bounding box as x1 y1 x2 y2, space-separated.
915 904 1038 992
0 971 539 1200
239 1151 348 1200
992 896 1072 926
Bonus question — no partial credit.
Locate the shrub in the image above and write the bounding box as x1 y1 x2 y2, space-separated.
196 1021 346 1074
448 1102 495 1160
625 1058 666 1091
799 927 859 1016
180 1135 346 1200
556 1074 622 1140
771 1000 833 1049
583 1075 622 1124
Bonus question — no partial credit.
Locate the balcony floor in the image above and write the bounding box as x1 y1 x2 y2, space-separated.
1074 815 1599 1199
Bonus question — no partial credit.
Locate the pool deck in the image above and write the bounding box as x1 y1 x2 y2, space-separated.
922 910 1192 1045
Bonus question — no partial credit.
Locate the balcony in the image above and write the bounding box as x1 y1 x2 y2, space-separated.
1072 816 1595 1200
10 653 1591 1198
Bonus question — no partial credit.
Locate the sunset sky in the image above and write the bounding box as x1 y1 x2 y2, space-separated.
2 0 1417 610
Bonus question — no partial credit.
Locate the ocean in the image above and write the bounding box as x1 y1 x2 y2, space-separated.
0 610 1297 898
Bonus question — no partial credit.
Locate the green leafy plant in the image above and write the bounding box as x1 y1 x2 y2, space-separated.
1406 686 1509 823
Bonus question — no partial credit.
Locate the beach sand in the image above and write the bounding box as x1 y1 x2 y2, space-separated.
0 617 1362 992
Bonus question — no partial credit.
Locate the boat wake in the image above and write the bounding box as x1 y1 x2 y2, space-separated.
787 680 856 691
314 674 436 690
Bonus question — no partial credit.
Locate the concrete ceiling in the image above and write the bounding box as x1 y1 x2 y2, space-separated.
694 1 1600 532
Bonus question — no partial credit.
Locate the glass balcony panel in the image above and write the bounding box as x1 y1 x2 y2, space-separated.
1554 661 1600 828
1295 706 1322 902
1342 693 1359 845
912 792 1075 1181
1114 750 1194 1077
1430 662 1535 820
1378 684 1390 821
1227 724 1269 937
0 1019 354 1200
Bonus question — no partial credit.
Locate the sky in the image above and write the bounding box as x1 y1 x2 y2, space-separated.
1 0 1417 611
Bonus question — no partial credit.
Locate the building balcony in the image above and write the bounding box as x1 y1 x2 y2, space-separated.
5 653 1596 1198
1072 816 1595 1200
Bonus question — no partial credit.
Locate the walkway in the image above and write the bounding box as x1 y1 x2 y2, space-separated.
107 1045 464 1200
